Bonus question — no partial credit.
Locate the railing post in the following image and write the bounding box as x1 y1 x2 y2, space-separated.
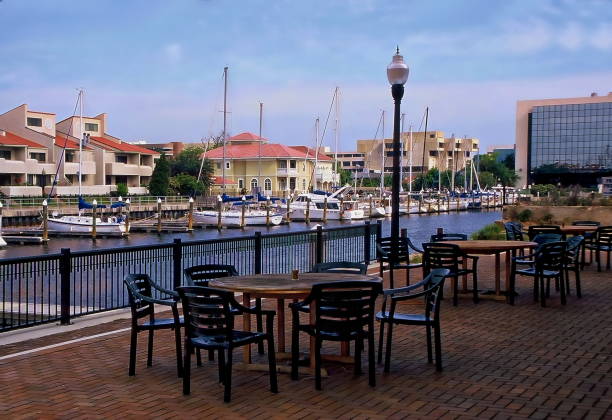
315 225 323 264
59 248 71 325
173 238 182 289
364 221 371 265
376 220 382 240
254 232 262 274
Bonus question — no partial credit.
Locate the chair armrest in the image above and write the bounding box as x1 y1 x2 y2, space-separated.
406 237 424 254
383 277 431 296
139 295 178 307
229 295 276 317
391 288 430 302
376 243 389 258
150 281 179 300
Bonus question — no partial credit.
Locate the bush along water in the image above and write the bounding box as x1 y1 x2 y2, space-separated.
470 223 506 240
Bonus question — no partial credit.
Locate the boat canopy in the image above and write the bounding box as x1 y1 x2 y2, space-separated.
78 197 107 209
221 194 253 203
110 201 127 208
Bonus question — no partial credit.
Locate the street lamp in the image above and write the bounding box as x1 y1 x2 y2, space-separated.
387 46 409 249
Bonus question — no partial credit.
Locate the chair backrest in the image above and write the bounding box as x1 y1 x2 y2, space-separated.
124 274 154 321
184 264 238 287
595 226 612 244
533 233 564 247
177 286 234 341
534 241 567 271
566 235 584 264
430 233 468 242
572 220 600 226
422 243 461 272
312 261 367 275
377 236 410 258
308 281 381 337
422 268 449 320
504 222 524 241
528 225 563 240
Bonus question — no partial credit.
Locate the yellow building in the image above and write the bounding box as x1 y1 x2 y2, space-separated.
203 132 335 196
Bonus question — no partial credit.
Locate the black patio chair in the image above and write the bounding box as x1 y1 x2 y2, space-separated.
430 232 468 242
512 233 564 269
312 261 367 275
585 226 612 271
177 286 278 403
504 222 525 241
528 225 564 241
185 264 264 355
422 242 479 305
376 268 450 373
509 241 567 307
124 274 183 377
377 236 424 288
572 221 600 267
564 235 584 298
290 281 382 390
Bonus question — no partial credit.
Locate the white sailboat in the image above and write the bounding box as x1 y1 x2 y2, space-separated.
290 186 364 221
47 90 127 235
193 67 284 227
0 202 6 247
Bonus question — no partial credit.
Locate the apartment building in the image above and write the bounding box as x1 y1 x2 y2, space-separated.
203 132 335 196
336 152 366 173
354 131 479 175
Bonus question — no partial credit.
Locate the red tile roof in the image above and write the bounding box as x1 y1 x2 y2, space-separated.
90 136 158 154
213 176 237 185
204 143 310 160
0 131 44 148
55 135 91 150
228 132 267 141
292 146 333 161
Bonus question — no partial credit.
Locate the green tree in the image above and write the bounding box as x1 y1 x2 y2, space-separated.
478 171 497 189
148 153 170 196
116 183 128 197
171 145 205 177
338 168 352 186
169 174 206 196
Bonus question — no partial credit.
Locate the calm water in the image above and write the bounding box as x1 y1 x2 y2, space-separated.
0 209 501 259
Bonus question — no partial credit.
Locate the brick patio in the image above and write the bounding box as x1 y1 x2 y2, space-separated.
1 256 611 419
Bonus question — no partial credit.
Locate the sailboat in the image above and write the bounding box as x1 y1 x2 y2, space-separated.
47 90 128 234
192 67 284 227
290 185 364 221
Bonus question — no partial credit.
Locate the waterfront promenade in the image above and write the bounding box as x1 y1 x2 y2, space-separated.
0 257 610 419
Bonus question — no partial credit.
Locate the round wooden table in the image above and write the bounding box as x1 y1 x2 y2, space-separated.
210 272 382 365
558 225 597 235
442 240 537 302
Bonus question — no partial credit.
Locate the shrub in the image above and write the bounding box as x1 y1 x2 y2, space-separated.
471 223 505 240
116 183 128 197
517 209 533 222
541 212 553 223
505 206 519 221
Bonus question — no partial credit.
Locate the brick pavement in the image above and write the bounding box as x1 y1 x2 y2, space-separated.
0 256 611 419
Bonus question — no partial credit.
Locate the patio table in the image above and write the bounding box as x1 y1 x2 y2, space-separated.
209 272 382 369
558 225 597 235
442 240 537 303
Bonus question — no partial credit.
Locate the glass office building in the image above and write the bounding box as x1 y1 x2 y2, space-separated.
528 101 612 186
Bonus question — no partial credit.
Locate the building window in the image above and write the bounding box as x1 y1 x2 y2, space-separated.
238 179 244 190
84 123 98 132
302 179 306 190
225 161 231 169
115 155 128 164
0 150 12 159
429 151 437 156
29 152 46 162
216 162 221 169
27 117 43 127
343 161 350 167
251 178 258 190
289 160 296 169
264 178 272 191
65 151 75 162
278 160 287 169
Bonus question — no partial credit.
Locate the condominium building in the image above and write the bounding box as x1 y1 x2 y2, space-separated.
203 132 336 196
354 131 479 175
336 152 366 173
516 93 612 187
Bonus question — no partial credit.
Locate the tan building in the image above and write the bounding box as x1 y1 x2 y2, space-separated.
355 131 479 175
135 141 186 157
203 132 335 196
516 93 612 188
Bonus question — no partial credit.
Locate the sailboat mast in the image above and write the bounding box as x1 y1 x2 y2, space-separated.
314 117 320 191
78 89 83 196
409 125 413 194
451 134 456 192
380 110 385 196
333 87 339 188
420 107 429 178
222 66 228 194
400 113 405 193
469 146 473 191
258 102 263 192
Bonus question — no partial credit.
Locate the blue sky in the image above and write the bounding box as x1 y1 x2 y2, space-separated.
1 0 611 151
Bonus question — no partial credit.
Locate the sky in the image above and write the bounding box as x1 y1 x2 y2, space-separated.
1 0 611 152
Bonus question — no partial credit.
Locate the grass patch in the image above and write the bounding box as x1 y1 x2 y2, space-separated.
470 223 506 240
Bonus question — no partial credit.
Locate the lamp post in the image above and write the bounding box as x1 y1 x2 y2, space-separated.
387 47 409 252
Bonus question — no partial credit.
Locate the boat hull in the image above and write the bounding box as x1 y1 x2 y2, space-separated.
193 210 283 226
47 216 128 234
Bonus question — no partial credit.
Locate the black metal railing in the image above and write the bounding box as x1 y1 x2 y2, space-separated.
0 222 379 332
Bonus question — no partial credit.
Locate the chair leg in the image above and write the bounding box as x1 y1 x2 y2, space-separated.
256 299 264 355
564 268 571 295
174 323 183 378
389 266 394 289
509 266 516 305
406 267 411 287
384 321 394 373
147 329 154 367
368 330 376 387
472 271 479 304
425 324 433 364
597 249 601 272
183 342 191 395
224 347 233 403
434 323 443 372
196 349 202 366
291 318 299 381
559 272 567 305
128 327 137 376
218 348 225 384
533 275 539 302
354 336 362 376
208 349 214 362
540 277 546 308
575 267 582 298
377 320 385 364
607 250 611 270
267 336 278 393
315 337 322 391
452 277 458 306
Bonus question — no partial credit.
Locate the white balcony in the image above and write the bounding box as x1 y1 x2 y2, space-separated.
0 186 42 197
64 161 96 175
0 159 56 175
277 168 298 176
106 162 153 177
